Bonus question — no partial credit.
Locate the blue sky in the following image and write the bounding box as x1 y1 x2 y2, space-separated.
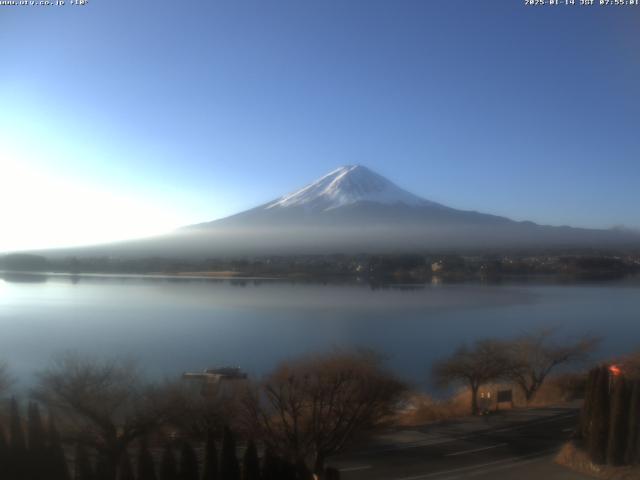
1 0 639 250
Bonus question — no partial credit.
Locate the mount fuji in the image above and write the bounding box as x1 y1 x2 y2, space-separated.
190 165 511 229
151 164 635 255
29 165 640 258
265 165 435 211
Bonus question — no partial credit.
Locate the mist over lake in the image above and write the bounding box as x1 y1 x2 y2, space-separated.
1 274 639 390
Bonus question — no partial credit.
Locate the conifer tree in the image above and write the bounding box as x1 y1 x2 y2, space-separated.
202 431 218 480
260 448 278 480
28 402 47 480
179 441 199 480
27 402 46 451
220 427 239 480
607 376 630 465
625 380 640 465
580 368 598 440
588 366 611 464
74 443 95 480
10 398 26 450
279 460 296 480
48 414 71 480
0 427 9 479
116 452 134 480
323 467 341 480
137 437 157 480
295 460 312 480
95 454 114 480
160 444 179 480
241 440 260 480
10 397 27 480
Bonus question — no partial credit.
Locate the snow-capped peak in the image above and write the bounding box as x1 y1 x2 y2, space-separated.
265 165 437 211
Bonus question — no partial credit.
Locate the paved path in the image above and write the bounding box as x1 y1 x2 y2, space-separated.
328 405 592 480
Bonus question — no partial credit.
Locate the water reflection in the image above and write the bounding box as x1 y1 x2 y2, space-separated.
1 272 47 283
0 274 638 391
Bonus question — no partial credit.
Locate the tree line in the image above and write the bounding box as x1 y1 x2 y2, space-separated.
432 330 598 415
0 350 404 479
0 398 340 480
0 332 611 477
3 252 637 280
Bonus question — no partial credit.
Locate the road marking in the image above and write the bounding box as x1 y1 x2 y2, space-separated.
437 455 550 480
339 465 372 472
445 443 507 457
391 449 556 480
348 412 577 454
490 412 577 433
562 427 574 432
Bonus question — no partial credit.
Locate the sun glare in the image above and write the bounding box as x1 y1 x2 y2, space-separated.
1 155 183 253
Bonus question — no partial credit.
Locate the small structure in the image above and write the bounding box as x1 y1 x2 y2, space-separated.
478 390 493 414
495 389 514 410
182 366 248 396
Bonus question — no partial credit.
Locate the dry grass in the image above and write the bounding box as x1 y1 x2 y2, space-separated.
396 373 586 427
530 373 586 406
396 390 471 426
555 442 640 480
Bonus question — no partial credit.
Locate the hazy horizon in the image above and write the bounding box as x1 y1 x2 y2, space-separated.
2 164 640 256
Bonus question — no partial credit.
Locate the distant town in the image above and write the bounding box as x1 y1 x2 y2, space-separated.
1 250 639 283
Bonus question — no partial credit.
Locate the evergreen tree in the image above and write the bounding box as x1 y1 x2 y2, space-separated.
28 402 47 480
625 380 640 465
220 427 239 480
580 368 598 440
10 398 27 480
279 460 296 480
0 427 9 480
95 454 114 480
294 460 312 480
116 452 134 480
201 431 218 480
27 402 46 452
48 414 71 480
323 467 340 480
179 441 199 480
137 438 157 480
241 440 260 480
260 448 278 480
588 366 611 464
160 444 179 480
74 443 95 480
607 376 630 465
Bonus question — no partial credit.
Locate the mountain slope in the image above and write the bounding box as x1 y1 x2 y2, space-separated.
25 165 640 258
265 165 436 210
191 165 512 228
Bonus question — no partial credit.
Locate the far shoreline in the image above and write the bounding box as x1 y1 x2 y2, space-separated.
2 268 639 287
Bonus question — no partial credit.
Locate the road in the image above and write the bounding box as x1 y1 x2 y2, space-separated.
328 405 591 480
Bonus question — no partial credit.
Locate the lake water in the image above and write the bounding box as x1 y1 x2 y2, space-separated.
1 274 639 390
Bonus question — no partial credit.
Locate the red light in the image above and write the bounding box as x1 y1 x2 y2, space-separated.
609 365 622 376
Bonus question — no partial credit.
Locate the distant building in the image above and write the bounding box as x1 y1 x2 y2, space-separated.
182 366 248 396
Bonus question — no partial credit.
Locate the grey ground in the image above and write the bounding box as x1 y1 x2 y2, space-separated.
328 404 592 480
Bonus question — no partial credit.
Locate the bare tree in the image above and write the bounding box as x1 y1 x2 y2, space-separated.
32 354 168 480
243 349 406 473
432 339 510 415
504 331 599 403
159 378 245 439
